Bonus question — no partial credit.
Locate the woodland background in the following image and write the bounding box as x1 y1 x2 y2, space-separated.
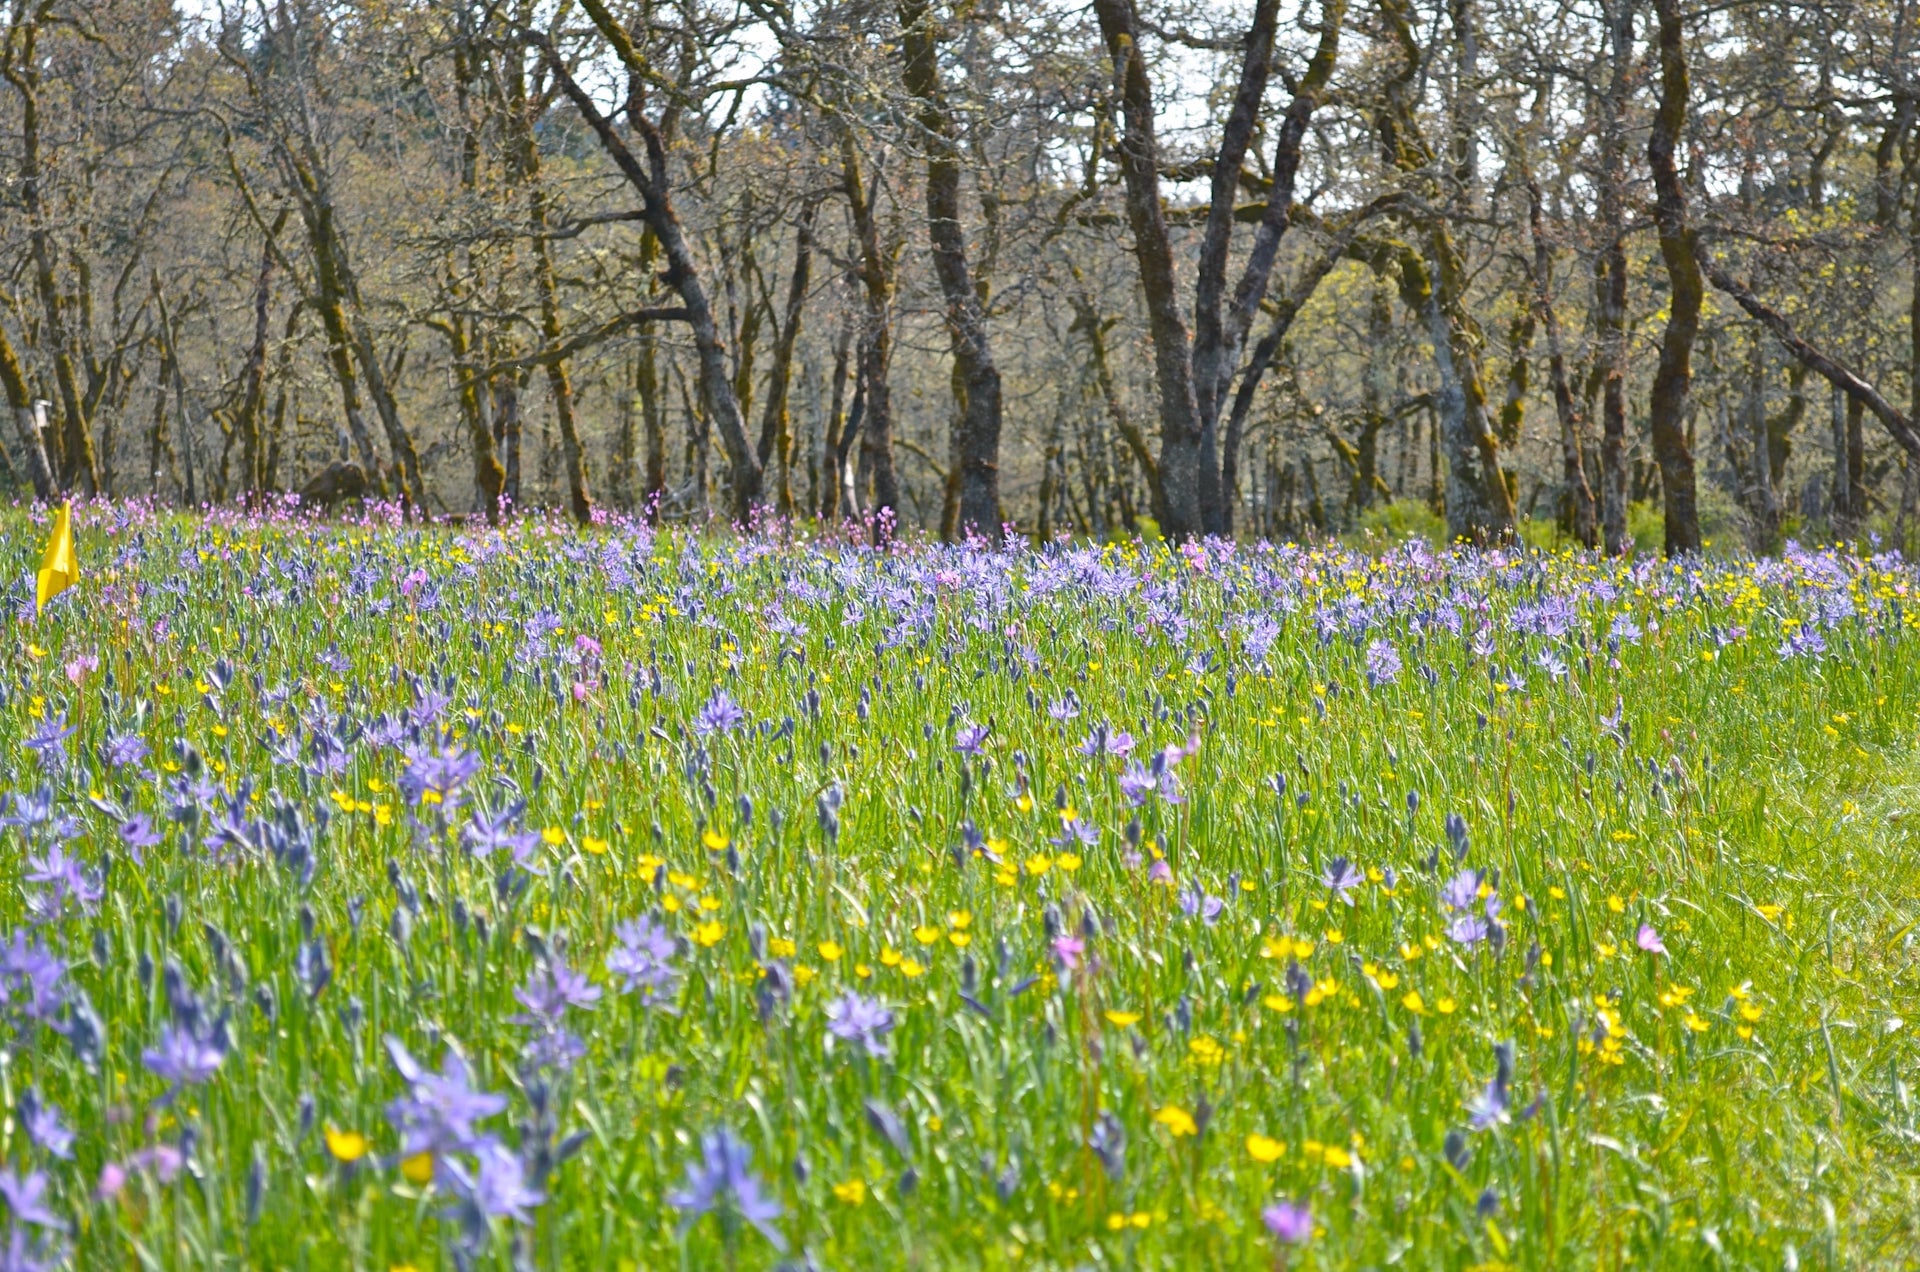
0 0 1915 552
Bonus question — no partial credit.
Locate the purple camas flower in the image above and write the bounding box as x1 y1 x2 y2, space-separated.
1467 1042 1514 1130
1442 868 1498 948
511 955 600 1072
118 814 163 865
1051 935 1085 970
142 1021 229 1087
0 934 65 1023
1117 764 1155 806
692 690 747 737
0 1167 62 1232
823 991 896 1059
103 733 151 769
400 743 482 806
1262 1199 1312 1243
1365 638 1403 686
17 1093 71 1160
1778 626 1827 659
1441 868 1482 913
445 1139 545 1226
383 1037 507 1156
607 916 681 1009
1322 857 1362 906
953 722 990 756
511 956 602 1026
1178 884 1224 925
23 846 101 921
463 804 543 869
22 715 74 765
668 1127 785 1251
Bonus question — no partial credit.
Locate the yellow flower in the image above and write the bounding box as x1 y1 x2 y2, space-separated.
1400 990 1426 1014
1152 1105 1197 1137
1682 1012 1710 1033
1187 1035 1224 1066
692 920 724 947
542 826 566 847
1738 1001 1763 1023
914 925 941 945
1322 1145 1354 1169
792 965 817 987
767 937 796 959
1015 792 1034 813
1756 903 1784 921
899 959 926 978
1104 1010 1142 1027
817 941 844 962
947 910 972 930
1246 1134 1286 1163
1606 894 1626 914
832 1178 867 1205
701 827 730 850
880 947 903 967
1324 928 1343 945
1026 854 1052 877
1436 997 1457 1015
948 931 971 947
581 836 610 855
1262 994 1295 1014
324 1128 369 1163
401 1153 433 1185
1057 853 1082 873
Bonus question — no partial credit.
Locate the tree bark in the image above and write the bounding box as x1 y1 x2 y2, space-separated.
541 8 764 521
3 27 98 495
1593 0 1633 554
0 322 56 501
899 0 1003 537
839 133 901 522
756 203 816 516
1376 0 1514 542
1645 0 1703 554
1525 176 1596 546
1091 0 1203 538
1701 253 1920 456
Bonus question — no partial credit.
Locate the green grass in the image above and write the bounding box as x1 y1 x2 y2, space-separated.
4 506 1919 1269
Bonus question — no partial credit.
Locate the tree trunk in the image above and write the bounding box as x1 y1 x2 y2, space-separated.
1376 0 1514 542
542 10 764 521
1645 0 1703 554
236 213 285 504
839 133 901 522
899 0 1003 538
0 323 55 501
1525 176 1596 546
4 36 99 496
1091 0 1204 538
1594 0 1633 554
755 204 815 517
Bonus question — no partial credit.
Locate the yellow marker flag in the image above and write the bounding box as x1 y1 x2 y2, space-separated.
35 501 75 614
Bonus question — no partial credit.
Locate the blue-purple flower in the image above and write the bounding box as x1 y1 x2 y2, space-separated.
823 990 896 1059
667 1127 785 1251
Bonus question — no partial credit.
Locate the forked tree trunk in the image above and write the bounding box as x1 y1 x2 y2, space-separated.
1645 0 1703 554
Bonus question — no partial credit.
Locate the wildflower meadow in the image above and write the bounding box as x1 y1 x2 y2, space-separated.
2 501 1918 1269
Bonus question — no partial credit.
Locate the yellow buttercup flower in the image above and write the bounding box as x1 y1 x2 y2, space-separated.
324 1128 369 1163
1246 1134 1286 1163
